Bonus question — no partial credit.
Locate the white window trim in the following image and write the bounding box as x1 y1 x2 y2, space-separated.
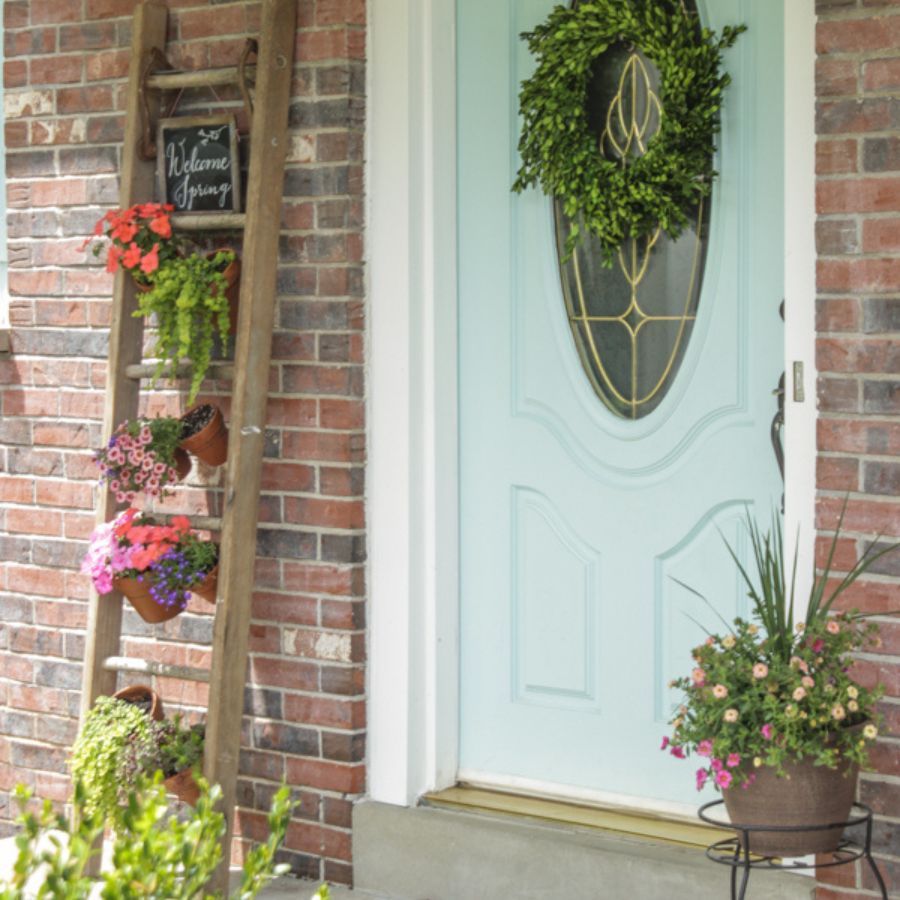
366 0 818 808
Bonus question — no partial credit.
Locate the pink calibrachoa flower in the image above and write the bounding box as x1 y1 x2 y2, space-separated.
726 753 741 768
691 667 706 685
826 620 840 635
801 675 815 688
761 723 773 740
741 773 757 790
812 638 825 653
660 736 670 751
695 769 709 791
712 683 729 699
669 746 686 759
711 757 724 772
715 770 733 789
697 740 713 757
752 663 768 679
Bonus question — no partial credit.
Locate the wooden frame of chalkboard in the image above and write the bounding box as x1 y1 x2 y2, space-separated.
157 114 242 213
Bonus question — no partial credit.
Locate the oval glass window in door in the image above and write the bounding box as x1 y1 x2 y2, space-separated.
554 22 711 421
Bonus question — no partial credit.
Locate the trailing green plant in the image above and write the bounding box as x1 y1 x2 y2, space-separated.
134 250 235 404
512 0 745 263
69 696 154 822
0 776 294 899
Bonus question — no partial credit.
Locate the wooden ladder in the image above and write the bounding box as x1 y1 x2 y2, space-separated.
78 0 296 886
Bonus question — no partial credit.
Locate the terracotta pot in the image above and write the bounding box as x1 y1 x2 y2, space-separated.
723 757 858 856
173 446 192 480
114 575 183 625
163 766 201 806
112 684 164 721
190 565 218 604
179 404 228 467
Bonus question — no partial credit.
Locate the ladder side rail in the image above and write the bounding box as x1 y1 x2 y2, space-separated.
79 1 169 721
203 0 298 889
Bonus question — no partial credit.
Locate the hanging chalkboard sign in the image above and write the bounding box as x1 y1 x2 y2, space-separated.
157 114 241 213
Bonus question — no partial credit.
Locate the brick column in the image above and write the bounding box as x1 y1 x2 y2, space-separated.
816 1 900 897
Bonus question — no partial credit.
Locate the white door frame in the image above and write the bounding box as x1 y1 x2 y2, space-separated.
366 0 817 808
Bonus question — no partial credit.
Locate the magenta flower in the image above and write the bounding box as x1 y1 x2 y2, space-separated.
695 769 709 791
660 736 670 751
670 746 686 760
715 770 733 789
761 723 773 740
711 757 724 772
697 740 713 757
726 753 741 768
812 638 825 653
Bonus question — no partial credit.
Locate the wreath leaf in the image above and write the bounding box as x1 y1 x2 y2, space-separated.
512 0 745 265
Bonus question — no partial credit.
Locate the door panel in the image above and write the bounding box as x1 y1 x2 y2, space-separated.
459 0 784 805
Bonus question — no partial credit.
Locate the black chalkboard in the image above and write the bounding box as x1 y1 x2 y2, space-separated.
157 115 241 213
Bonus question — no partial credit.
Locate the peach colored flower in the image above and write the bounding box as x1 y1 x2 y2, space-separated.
752 663 768 679
723 708 739 723
826 620 840 635
712 684 729 699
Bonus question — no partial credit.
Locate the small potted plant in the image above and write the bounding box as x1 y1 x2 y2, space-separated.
134 249 240 404
662 510 896 856
95 415 190 503
81 508 218 624
83 202 182 286
70 695 155 822
123 715 205 806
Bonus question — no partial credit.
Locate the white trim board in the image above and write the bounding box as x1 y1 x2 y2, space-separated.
366 0 817 808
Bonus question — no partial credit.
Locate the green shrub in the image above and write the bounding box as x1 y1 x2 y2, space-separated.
0 776 294 900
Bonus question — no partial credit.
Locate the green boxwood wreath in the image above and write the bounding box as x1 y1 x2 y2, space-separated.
512 1 745 264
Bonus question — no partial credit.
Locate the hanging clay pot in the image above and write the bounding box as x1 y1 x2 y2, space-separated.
112 684 164 722
163 766 201 806
114 575 183 625
190 565 218 604
179 403 228 467
173 446 192 480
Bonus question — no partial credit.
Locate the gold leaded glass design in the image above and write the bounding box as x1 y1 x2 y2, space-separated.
555 38 709 420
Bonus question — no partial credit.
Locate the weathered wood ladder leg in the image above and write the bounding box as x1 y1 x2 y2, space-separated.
204 0 296 888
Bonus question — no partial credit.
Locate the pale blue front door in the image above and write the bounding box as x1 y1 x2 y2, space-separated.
458 0 784 806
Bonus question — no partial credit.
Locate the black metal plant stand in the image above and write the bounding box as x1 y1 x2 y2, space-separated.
698 801 888 900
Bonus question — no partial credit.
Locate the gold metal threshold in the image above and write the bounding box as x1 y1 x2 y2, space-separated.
423 786 731 850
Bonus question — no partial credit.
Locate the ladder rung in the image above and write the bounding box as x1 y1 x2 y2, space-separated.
145 66 256 91
124 361 235 381
169 515 222 531
171 212 246 231
103 656 210 683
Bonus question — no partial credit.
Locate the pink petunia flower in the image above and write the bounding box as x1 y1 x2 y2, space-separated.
727 753 741 768
660 736 670 751
697 740 713 757
715 770 733 789
761 723 773 740
670 746 686 760
696 769 709 791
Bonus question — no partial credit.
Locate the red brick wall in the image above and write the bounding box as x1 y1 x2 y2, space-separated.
0 0 365 885
816 1 900 897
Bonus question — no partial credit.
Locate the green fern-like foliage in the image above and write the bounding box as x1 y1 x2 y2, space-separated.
70 696 153 823
134 250 235 403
